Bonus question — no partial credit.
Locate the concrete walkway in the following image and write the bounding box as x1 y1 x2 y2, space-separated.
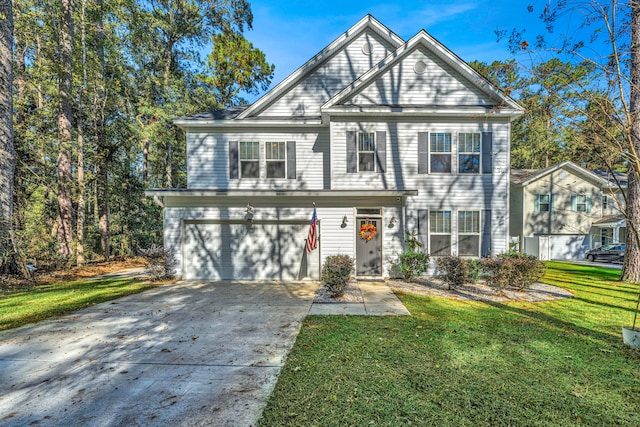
308 281 410 316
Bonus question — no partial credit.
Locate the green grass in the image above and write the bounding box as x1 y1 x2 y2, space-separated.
0 277 157 331
259 262 640 426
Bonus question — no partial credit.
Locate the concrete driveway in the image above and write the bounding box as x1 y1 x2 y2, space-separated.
0 280 319 426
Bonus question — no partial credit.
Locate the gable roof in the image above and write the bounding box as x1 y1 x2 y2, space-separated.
511 161 611 187
235 15 404 120
321 30 524 118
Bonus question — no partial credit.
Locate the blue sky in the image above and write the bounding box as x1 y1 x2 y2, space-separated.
239 1 571 100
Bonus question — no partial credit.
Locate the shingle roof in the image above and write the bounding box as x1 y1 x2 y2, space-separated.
176 105 251 121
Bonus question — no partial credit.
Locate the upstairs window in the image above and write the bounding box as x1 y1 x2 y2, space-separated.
266 141 286 178
239 141 260 178
458 133 481 174
602 195 609 209
358 132 376 172
534 194 552 212
458 211 480 256
429 210 451 256
572 194 591 212
430 133 452 173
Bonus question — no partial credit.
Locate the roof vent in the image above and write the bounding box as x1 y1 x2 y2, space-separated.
362 42 374 55
414 60 427 74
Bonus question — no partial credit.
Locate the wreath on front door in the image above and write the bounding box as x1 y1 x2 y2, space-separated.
359 221 377 241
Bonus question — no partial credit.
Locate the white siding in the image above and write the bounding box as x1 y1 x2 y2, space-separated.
347 47 498 107
254 30 397 118
187 128 328 190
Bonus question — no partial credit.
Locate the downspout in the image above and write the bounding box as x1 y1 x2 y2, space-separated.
521 186 526 252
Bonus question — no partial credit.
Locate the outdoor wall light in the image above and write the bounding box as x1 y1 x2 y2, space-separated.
245 203 254 222
341 215 348 228
389 216 397 228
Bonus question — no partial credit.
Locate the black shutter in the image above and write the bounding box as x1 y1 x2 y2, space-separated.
346 131 357 173
376 131 387 173
418 209 429 252
287 141 296 179
482 132 492 174
481 209 492 257
418 132 429 174
229 141 239 179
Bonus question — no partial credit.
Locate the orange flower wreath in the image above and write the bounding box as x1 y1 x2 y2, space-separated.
359 222 377 241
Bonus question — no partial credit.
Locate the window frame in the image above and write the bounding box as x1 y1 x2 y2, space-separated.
265 141 287 179
458 132 481 174
239 141 260 179
574 194 589 212
458 210 481 257
357 132 376 172
429 210 452 256
535 194 551 212
429 132 452 174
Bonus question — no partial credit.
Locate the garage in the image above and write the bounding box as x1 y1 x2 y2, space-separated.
182 220 312 280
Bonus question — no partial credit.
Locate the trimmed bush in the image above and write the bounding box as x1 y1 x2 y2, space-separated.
481 254 546 293
138 245 176 281
436 256 470 290
321 255 354 297
399 251 430 282
467 259 482 283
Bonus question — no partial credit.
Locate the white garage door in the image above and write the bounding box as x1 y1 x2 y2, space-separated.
182 221 310 280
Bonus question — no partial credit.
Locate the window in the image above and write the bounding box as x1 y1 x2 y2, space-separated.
458 133 480 173
429 210 451 256
572 195 591 212
602 195 608 209
358 132 375 172
535 194 551 212
458 211 480 256
239 141 259 178
430 133 452 173
266 141 286 178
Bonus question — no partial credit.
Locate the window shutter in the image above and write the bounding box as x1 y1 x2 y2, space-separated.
586 195 592 213
550 194 554 212
229 141 239 179
571 195 577 211
481 209 492 257
418 132 429 174
482 132 492 174
534 195 539 212
376 131 387 173
418 209 429 252
346 131 357 173
287 141 296 179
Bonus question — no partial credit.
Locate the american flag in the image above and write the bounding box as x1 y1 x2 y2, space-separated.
306 207 318 253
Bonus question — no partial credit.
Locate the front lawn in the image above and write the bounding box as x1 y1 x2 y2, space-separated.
0 277 156 331
259 261 640 426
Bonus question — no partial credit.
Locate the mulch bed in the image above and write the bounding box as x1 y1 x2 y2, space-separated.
387 277 574 302
314 280 363 303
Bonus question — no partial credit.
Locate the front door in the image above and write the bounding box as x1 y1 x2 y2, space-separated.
356 218 382 276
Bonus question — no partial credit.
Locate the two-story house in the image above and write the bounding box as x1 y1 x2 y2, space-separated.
510 161 627 260
146 15 524 280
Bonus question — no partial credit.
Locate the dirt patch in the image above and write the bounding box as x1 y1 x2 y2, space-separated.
314 281 363 303
0 258 147 293
387 277 574 302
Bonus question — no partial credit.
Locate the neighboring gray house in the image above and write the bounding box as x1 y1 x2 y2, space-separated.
510 161 627 260
146 15 524 280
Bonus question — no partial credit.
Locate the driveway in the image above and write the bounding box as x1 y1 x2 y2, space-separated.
0 280 319 426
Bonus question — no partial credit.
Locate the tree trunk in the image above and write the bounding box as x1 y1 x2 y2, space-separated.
622 1 640 282
142 138 149 181
0 0 17 273
97 161 110 261
76 0 87 267
96 0 110 261
56 0 74 260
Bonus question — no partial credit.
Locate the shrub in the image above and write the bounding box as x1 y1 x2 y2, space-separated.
467 259 482 283
436 256 470 290
138 245 176 281
399 251 430 282
481 255 546 293
321 255 354 297
481 257 511 294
